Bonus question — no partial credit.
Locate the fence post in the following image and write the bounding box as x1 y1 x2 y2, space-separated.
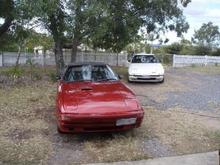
94 54 96 61
43 51 46 67
116 53 119 66
2 52 4 67
81 52 84 62
204 55 208 66
173 54 176 67
0 52 1 67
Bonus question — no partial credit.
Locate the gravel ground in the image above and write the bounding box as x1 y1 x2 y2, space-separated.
165 70 220 113
127 68 220 114
124 67 220 158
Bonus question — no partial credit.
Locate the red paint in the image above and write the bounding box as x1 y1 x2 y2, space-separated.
56 68 144 133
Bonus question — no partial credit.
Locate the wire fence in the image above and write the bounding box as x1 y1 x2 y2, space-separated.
0 51 175 67
0 51 129 67
173 54 220 67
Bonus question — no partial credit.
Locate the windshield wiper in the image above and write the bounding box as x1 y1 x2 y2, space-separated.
96 78 117 82
65 79 92 83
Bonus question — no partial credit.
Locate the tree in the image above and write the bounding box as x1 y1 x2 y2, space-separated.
25 32 53 52
165 42 183 54
194 45 211 55
90 0 190 54
0 0 14 37
12 25 31 66
6 0 191 73
47 3 66 75
65 0 107 62
27 0 67 75
178 38 195 55
192 22 220 48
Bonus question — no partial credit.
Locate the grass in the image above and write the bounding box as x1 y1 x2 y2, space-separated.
180 65 220 75
0 66 56 164
112 66 128 81
0 65 57 85
1 66 220 164
84 135 148 163
143 106 220 155
0 84 56 164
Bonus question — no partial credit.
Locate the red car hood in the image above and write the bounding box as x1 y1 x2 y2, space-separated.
60 81 138 114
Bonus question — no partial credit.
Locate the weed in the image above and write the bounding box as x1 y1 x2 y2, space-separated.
48 72 58 82
191 64 196 68
3 67 24 79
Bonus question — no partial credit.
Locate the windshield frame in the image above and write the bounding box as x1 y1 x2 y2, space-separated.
131 55 160 64
63 64 119 83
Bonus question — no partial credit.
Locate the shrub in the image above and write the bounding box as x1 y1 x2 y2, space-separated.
48 72 57 82
4 67 24 79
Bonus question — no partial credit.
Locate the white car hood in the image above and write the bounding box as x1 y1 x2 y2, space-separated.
129 63 164 75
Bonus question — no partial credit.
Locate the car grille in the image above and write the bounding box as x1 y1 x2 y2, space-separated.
137 77 157 80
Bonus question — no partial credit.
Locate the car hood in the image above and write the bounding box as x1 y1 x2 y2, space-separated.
60 81 138 114
129 63 164 75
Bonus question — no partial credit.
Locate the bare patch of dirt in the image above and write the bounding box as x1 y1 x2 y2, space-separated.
33 106 56 123
6 128 33 141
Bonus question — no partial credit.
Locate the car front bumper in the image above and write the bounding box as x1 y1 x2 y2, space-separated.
57 111 144 133
128 74 164 82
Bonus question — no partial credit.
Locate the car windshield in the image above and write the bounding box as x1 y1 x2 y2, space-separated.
63 65 118 82
131 55 160 63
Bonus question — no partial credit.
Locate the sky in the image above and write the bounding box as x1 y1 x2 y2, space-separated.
165 0 220 43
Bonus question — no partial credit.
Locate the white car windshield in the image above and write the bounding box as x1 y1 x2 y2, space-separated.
131 55 160 63
63 65 118 82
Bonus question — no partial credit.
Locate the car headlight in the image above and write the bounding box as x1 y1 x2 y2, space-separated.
156 69 164 75
128 68 137 75
60 114 72 121
125 99 141 111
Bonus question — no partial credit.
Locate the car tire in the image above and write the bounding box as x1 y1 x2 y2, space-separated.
160 78 165 83
128 76 133 83
57 126 64 134
128 79 132 83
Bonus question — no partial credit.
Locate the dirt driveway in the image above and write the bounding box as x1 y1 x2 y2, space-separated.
0 66 220 165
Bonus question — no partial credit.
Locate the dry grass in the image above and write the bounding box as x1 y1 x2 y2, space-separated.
1 66 220 164
0 135 51 164
84 135 148 163
82 106 220 163
143 106 220 155
180 65 220 75
0 72 56 164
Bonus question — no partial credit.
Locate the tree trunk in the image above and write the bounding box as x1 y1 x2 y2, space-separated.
54 40 65 76
71 40 78 63
0 18 13 38
116 52 119 66
0 0 14 38
43 49 46 67
15 46 21 66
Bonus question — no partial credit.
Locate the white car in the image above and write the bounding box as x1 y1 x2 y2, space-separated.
128 53 164 82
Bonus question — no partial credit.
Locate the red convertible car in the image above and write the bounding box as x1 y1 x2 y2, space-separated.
56 62 144 133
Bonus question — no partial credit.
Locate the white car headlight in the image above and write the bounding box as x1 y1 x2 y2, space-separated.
128 68 137 75
157 68 164 75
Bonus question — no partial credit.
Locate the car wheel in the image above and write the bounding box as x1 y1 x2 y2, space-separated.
160 78 164 83
128 77 132 83
57 126 64 134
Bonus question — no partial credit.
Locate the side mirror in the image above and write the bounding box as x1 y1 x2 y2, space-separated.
118 74 123 79
128 59 131 63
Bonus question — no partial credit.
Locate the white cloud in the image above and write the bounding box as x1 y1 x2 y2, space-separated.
159 0 220 44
